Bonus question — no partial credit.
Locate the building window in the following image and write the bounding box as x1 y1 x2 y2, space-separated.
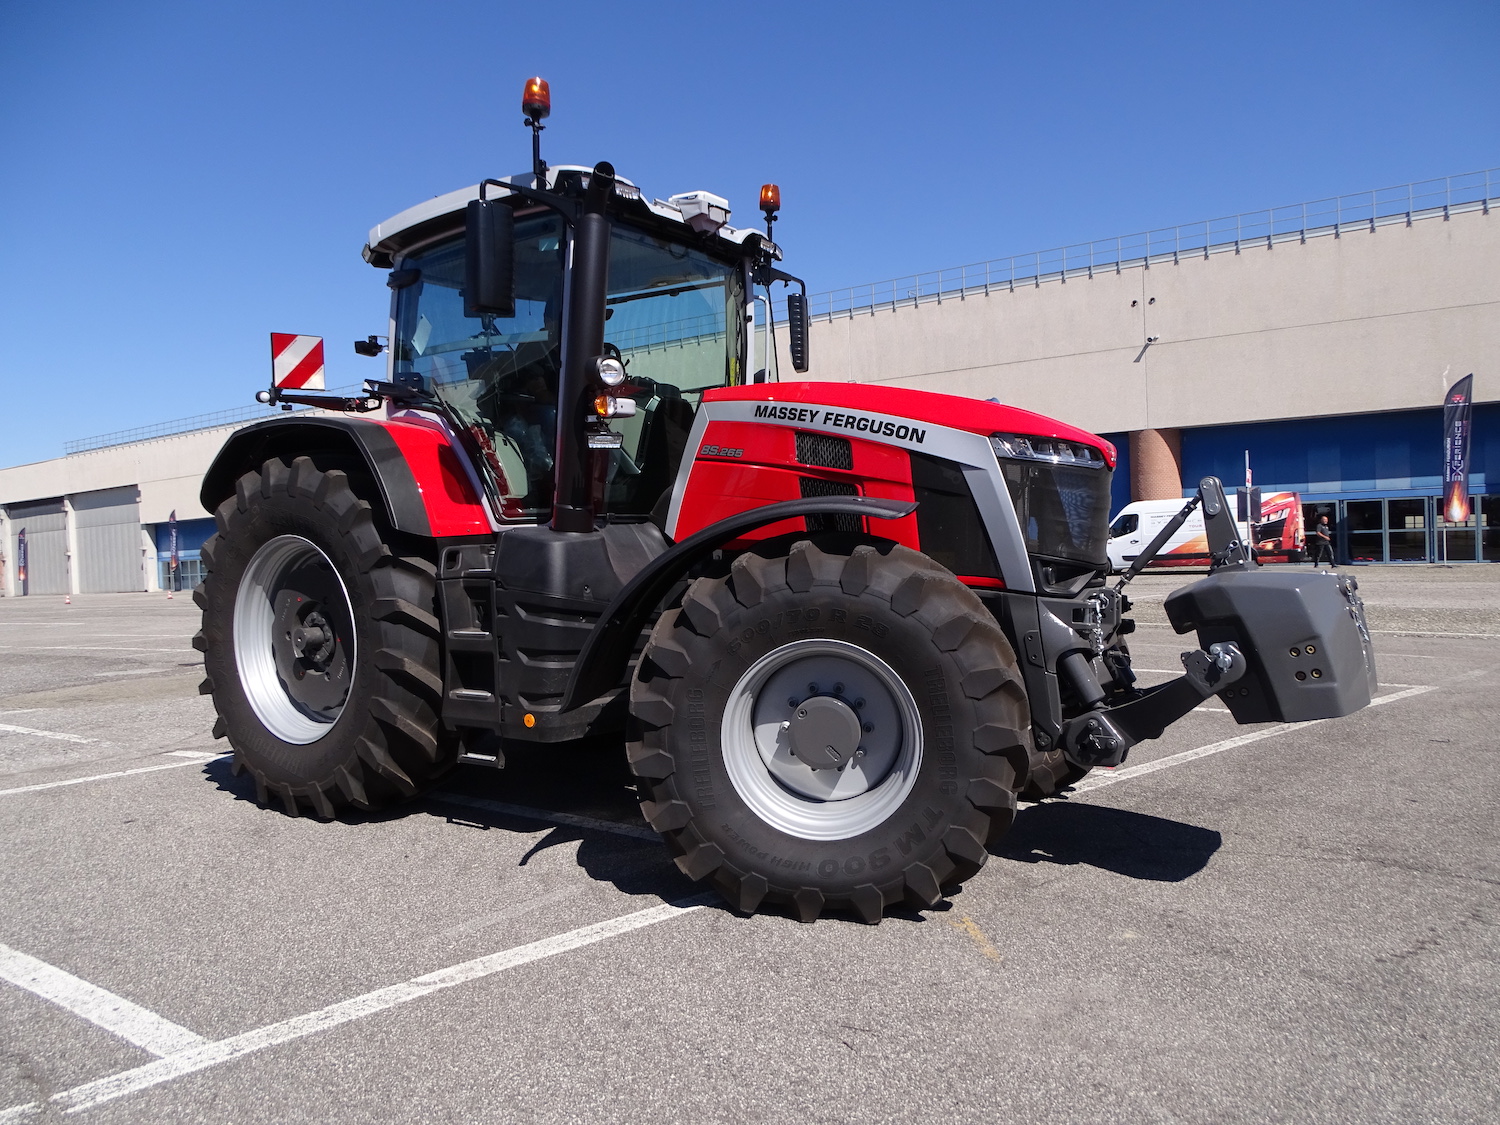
159 558 204 591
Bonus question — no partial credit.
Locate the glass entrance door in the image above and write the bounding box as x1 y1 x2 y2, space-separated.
1338 497 1436 563
1439 503 1478 562
1387 498 1430 561
1344 500 1385 562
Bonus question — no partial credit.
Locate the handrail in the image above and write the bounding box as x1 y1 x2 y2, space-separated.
802 167 1497 322
64 384 364 455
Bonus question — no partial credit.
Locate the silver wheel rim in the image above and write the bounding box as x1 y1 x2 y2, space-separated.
722 638 923 841
233 535 357 745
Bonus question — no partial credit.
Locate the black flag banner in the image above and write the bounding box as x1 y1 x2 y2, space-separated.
1442 374 1474 523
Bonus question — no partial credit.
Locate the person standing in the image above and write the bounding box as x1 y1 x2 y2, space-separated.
1310 514 1335 567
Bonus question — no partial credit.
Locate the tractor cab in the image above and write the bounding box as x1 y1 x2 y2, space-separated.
363 167 803 524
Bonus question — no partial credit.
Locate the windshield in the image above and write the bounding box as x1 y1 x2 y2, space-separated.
392 213 743 519
1001 461 1113 566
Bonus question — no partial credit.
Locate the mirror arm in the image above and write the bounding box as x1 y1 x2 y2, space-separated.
479 178 576 227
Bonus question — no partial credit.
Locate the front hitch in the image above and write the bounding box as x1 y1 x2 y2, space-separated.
1052 475 1377 772
1061 642 1247 768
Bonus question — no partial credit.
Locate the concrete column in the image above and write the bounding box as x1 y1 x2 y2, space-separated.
1130 428 1183 501
63 494 81 596
141 525 160 592
0 508 11 597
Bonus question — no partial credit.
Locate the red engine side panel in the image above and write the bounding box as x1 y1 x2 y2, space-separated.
705 381 1116 467
373 417 492 537
674 419 920 547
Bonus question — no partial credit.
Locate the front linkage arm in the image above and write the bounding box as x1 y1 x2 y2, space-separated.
1064 477 1255 769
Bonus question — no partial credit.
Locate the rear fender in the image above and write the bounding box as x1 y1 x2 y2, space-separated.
200 415 493 537
560 495 916 711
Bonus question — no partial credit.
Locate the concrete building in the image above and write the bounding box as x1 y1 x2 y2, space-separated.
3 169 1496 594
787 170 1499 563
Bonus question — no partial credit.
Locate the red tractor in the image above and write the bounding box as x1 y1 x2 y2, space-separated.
195 79 1377 922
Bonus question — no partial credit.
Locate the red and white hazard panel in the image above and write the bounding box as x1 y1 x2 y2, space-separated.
270 333 326 390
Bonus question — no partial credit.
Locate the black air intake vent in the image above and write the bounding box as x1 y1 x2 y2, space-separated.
799 476 861 533
795 432 853 470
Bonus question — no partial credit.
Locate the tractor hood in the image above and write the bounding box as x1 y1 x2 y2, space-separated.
706 382 1117 468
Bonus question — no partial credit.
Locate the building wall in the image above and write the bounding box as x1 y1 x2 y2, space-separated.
73 485 145 593
784 206 1498 435
0 423 245 595
7 500 68 595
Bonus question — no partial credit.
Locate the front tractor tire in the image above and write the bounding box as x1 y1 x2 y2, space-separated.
194 456 456 816
628 541 1033 923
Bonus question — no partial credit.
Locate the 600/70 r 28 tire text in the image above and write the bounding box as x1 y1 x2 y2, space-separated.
194 456 456 815
628 541 1033 923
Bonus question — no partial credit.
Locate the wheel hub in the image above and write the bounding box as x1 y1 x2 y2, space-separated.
234 535 357 745
720 639 922 840
787 695 862 769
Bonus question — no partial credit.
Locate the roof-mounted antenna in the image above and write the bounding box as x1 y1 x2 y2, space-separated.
522 76 551 191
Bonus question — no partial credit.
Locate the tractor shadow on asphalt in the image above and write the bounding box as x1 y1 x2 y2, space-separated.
202 739 707 909
992 801 1222 882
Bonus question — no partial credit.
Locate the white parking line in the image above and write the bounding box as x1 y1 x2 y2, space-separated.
0 944 206 1058
0 724 94 745
0 755 229 797
1070 686 1437 794
430 792 659 841
0 895 712 1120
1371 630 1500 639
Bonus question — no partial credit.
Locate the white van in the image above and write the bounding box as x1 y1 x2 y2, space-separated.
1106 492 1304 572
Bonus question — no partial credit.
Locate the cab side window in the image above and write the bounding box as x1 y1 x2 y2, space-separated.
1110 513 1139 537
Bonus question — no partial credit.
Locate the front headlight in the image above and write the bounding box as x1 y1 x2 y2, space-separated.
595 355 627 386
990 432 1107 468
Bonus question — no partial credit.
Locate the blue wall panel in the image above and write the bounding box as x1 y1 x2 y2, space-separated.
1179 404 1497 498
153 518 216 558
1099 431 1131 515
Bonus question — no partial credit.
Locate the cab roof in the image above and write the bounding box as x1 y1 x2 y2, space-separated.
363 166 778 268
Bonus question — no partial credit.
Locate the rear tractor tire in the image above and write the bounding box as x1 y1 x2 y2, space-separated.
628 541 1033 923
194 456 456 816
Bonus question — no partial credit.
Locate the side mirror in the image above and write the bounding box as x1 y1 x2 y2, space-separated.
464 198 515 319
785 291 810 373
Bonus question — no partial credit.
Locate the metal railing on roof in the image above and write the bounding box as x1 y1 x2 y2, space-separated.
805 168 1497 322
64 385 365 455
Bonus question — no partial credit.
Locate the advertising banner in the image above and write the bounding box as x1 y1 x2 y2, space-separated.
169 510 179 590
1442 374 1474 523
17 528 26 597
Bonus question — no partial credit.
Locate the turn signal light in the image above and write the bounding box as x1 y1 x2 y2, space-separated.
760 183 781 216
522 76 551 122
593 395 637 418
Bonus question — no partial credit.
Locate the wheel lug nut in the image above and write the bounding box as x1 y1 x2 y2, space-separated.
862 722 873 732
854 698 865 709
833 682 844 694
807 683 818 694
787 697 799 707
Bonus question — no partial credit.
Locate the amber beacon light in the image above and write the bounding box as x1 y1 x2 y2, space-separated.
759 183 781 217
522 76 551 122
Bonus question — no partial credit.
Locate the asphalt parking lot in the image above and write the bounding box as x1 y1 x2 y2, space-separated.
1 565 1496 1124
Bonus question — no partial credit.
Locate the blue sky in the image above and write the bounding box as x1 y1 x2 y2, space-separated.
1 0 1496 466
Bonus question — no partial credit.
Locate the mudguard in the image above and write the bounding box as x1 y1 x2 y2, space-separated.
200 414 492 538
560 495 917 711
